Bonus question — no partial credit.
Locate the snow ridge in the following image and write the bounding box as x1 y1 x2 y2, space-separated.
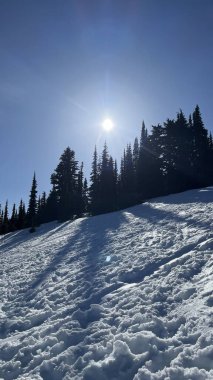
0 188 213 379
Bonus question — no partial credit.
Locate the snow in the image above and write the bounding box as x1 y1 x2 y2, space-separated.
0 187 213 379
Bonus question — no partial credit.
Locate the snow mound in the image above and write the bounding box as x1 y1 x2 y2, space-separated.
0 188 213 379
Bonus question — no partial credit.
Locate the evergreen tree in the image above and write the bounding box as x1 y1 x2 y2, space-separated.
133 137 139 188
51 147 80 221
192 105 209 186
137 121 149 200
2 201 9 234
163 118 180 194
140 121 148 146
188 114 193 129
37 196 41 215
99 142 111 213
0 205 2 235
124 144 135 193
45 187 58 222
146 124 165 197
76 162 86 217
37 192 47 224
113 159 118 209
10 203 17 232
173 110 194 192
91 143 117 214
27 172 37 232
208 132 213 150
17 199 26 230
3 201 9 224
89 146 100 215
133 137 139 171
207 132 213 184
82 178 89 213
108 155 117 211
119 144 137 207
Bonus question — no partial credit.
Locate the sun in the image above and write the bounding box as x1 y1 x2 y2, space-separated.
102 118 114 132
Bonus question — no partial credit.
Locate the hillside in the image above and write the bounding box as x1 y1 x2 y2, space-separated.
0 188 213 380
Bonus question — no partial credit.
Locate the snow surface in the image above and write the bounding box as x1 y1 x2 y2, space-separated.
0 188 213 380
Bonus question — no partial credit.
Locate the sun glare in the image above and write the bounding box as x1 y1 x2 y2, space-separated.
102 118 114 132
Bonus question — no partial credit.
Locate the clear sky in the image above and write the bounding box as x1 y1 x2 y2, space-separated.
0 0 213 210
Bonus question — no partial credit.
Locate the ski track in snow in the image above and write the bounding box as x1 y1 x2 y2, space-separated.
0 188 213 379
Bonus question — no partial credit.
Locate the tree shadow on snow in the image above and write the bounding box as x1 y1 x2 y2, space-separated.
0 221 61 252
150 186 213 205
19 211 128 310
127 200 212 232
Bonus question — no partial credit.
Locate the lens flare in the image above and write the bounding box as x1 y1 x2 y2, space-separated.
102 118 114 132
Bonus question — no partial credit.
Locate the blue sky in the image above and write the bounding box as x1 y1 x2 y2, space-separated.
0 0 213 209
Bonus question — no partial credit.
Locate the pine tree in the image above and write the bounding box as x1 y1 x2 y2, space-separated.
37 192 47 225
163 118 179 194
51 147 79 221
10 203 17 232
92 142 117 214
133 137 139 188
209 132 213 150
99 142 110 213
17 199 26 230
108 155 117 211
137 121 149 200
45 187 58 222
192 105 209 186
207 132 213 185
27 172 37 232
146 124 165 197
0 205 2 235
82 178 89 213
113 159 118 209
2 201 9 234
119 144 137 207
76 162 86 217
120 149 126 188
174 110 194 192
133 137 139 170
140 121 148 147
89 146 100 215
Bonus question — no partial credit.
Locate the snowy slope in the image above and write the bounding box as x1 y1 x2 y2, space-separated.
0 188 213 380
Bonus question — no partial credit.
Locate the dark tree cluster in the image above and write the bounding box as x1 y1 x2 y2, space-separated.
1 105 213 235
89 105 213 213
0 147 88 234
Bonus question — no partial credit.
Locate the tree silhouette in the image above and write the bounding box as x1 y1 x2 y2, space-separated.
27 173 38 232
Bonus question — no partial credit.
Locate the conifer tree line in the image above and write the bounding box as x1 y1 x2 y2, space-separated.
1 105 213 235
